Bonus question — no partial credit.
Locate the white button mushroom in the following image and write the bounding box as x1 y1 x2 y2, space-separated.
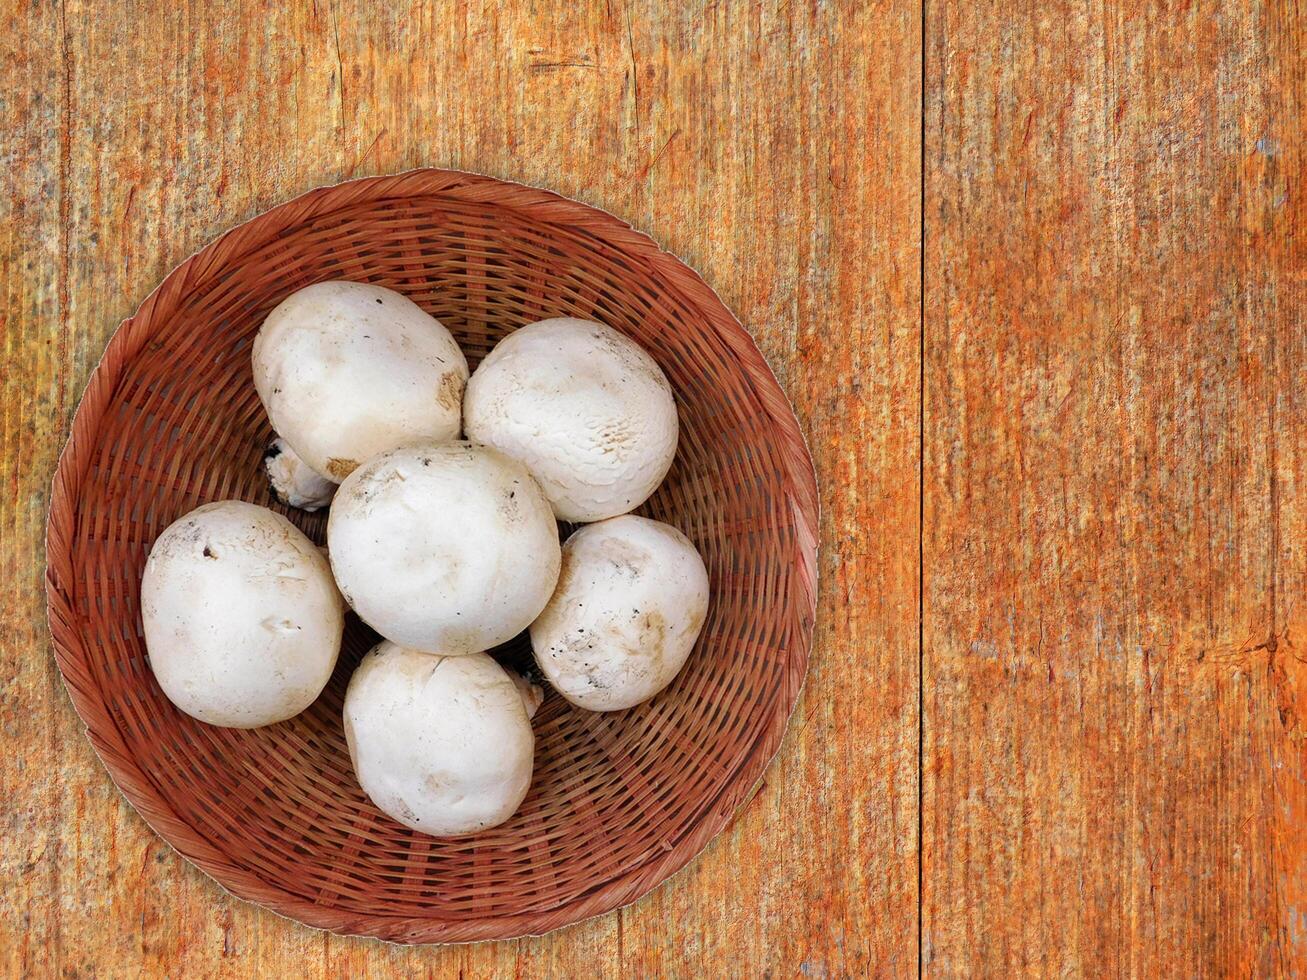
140 500 344 728
263 437 337 512
253 280 469 483
530 515 710 711
327 441 561 655
344 642 536 836
463 318 679 522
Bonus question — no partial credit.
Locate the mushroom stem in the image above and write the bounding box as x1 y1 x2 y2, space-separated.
509 670 545 720
264 437 337 512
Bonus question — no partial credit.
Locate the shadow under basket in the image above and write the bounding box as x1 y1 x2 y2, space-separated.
44 169 819 944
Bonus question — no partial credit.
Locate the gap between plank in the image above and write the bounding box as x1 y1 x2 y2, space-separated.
917 0 927 976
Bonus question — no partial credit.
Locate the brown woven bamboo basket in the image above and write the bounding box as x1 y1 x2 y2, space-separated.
44 169 818 943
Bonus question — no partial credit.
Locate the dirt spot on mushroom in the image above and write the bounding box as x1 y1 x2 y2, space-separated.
393 653 446 683
497 487 521 523
604 551 644 581
598 417 638 451
439 625 483 654
326 457 359 480
685 603 707 637
635 610 668 658
435 370 465 413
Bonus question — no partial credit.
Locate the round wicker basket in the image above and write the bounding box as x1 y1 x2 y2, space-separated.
44 169 818 943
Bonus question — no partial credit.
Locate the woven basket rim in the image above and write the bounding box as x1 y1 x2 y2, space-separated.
44 167 819 943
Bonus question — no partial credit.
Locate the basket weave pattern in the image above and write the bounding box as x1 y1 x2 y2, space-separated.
45 170 818 943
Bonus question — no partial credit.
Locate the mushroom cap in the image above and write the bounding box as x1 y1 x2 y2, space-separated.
529 514 709 711
463 318 678 522
343 643 535 836
327 441 562 654
253 280 469 482
264 437 337 512
140 500 344 728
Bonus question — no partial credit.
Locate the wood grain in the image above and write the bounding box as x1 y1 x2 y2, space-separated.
923 0 1305 975
1 1 919 976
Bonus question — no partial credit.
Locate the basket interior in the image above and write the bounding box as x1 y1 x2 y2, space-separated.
56 187 810 936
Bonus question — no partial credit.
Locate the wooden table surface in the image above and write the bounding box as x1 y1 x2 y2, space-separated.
1 1 1302 976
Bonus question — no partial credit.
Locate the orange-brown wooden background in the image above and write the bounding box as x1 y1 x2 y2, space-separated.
0 1 1301 976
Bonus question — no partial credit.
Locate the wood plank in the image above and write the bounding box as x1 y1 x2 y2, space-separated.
614 1 921 975
923 0 1305 974
0 0 72 975
1265 0 1307 965
0 0 920 975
